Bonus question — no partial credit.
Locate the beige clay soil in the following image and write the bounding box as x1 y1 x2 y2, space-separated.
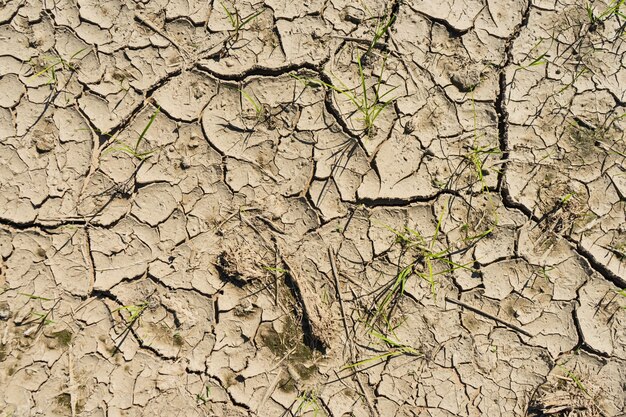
0 0 625 416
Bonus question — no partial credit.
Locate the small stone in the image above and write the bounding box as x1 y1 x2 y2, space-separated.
34 134 55 153
451 68 481 92
188 135 201 148
342 6 365 24
0 301 10 320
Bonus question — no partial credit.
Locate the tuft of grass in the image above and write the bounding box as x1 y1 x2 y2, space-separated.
342 330 421 370
292 54 397 136
104 106 160 160
111 300 150 355
364 14 396 57
221 2 264 49
18 292 52 301
370 211 474 326
586 0 626 26
558 365 589 395
28 48 88 86
113 302 148 324
294 389 323 417
196 385 212 405
464 144 501 191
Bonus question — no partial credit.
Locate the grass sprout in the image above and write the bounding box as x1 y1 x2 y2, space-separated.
28 48 88 85
18 292 53 301
104 106 160 160
370 212 473 326
294 389 323 417
196 385 212 405
558 365 589 395
342 330 421 370
113 302 148 324
221 2 264 48
365 14 396 56
239 88 264 120
292 54 397 136
586 0 626 25
465 144 501 191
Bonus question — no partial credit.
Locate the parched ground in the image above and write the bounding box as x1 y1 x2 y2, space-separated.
1 0 625 416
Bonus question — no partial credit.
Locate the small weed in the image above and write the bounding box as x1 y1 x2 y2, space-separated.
292 55 397 136
111 300 150 355
558 365 589 394
560 192 576 205
221 2 264 50
373 212 472 317
463 144 501 191
364 14 396 57
239 88 264 121
20 298 60 337
263 266 289 275
294 389 323 417
519 45 549 70
18 293 52 301
104 106 160 160
586 0 626 27
196 385 212 405
27 311 54 326
113 302 148 324
343 330 421 370
28 48 88 86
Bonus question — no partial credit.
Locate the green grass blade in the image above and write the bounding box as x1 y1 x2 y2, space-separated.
134 106 160 152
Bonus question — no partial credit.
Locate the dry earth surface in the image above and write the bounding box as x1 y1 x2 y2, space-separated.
1 0 626 416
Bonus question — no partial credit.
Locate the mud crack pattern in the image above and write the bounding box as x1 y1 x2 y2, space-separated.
0 0 625 416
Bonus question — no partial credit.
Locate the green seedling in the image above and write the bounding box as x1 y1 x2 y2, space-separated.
196 385 212 405
559 365 589 394
343 330 421 370
587 0 626 24
111 301 149 355
239 88 264 120
560 192 576 205
558 66 589 94
28 48 88 86
462 227 494 244
19 292 52 301
294 389 323 417
27 312 54 326
221 2 264 47
113 302 148 324
21 298 61 337
371 212 473 326
292 54 397 136
516 39 551 72
104 106 160 160
464 145 501 191
364 14 396 57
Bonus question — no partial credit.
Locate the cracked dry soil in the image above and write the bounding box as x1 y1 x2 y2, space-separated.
1 0 626 416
